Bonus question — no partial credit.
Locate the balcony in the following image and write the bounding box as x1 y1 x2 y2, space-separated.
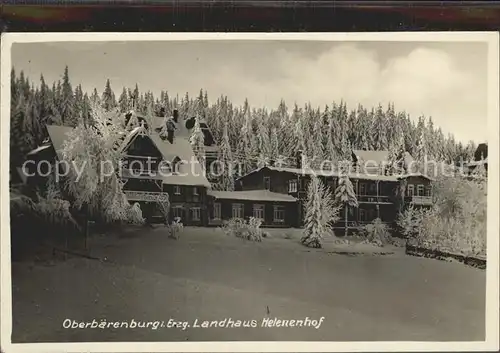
124 190 169 202
120 168 163 180
410 196 433 206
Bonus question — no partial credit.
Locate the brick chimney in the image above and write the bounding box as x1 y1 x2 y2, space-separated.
296 150 303 169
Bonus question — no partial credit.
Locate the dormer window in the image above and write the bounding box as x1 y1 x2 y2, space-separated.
159 163 171 174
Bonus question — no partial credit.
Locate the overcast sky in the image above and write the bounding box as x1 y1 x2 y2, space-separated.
12 40 488 143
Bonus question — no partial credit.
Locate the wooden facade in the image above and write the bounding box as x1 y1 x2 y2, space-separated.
235 165 433 230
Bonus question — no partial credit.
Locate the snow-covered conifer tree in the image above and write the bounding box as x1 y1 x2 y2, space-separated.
189 116 206 172
301 175 341 248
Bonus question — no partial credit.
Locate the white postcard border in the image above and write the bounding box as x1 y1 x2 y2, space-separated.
1 31 498 353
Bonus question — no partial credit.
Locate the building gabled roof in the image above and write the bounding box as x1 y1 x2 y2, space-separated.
207 189 297 203
46 125 75 161
120 126 150 152
352 150 415 173
352 150 389 164
150 132 211 188
44 123 211 188
397 172 435 181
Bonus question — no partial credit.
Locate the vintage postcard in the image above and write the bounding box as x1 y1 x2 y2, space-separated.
1 32 499 352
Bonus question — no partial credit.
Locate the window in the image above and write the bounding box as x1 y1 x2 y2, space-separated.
191 207 201 221
174 185 181 195
273 205 285 222
288 179 298 193
172 206 183 219
359 209 366 222
407 185 414 197
359 183 367 195
425 185 432 197
193 187 199 196
253 204 265 220
232 203 244 219
417 185 425 197
264 176 271 190
213 203 221 220
369 183 376 193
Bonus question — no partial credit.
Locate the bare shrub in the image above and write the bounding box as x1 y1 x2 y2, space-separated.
222 217 263 242
302 175 341 248
360 218 391 247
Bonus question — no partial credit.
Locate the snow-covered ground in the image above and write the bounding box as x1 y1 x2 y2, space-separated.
11 226 485 342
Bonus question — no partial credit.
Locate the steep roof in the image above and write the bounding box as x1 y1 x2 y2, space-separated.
397 172 435 181
466 158 488 167
352 150 389 165
46 125 75 160
44 123 211 188
207 189 297 203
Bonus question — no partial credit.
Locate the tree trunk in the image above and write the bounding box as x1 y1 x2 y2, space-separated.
84 204 89 251
345 206 348 237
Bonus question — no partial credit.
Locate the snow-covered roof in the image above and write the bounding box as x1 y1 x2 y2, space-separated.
466 158 488 167
397 172 435 181
207 189 297 203
26 144 52 156
352 150 415 174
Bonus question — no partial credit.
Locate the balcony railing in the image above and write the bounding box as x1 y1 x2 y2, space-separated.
411 196 433 205
356 195 392 204
124 190 169 202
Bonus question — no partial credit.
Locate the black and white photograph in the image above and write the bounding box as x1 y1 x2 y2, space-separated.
1 33 499 352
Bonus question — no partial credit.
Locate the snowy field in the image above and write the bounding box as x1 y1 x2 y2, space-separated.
11 226 485 342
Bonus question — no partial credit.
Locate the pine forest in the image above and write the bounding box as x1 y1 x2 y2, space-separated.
10 66 479 174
